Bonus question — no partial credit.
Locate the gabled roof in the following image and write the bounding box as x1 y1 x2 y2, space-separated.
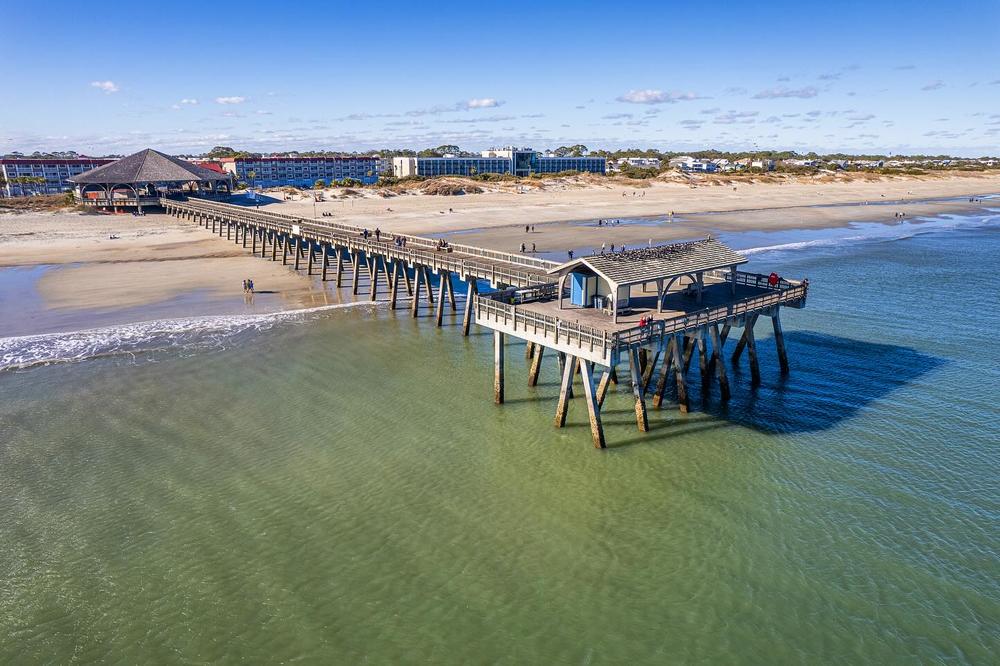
69 149 228 184
547 237 747 287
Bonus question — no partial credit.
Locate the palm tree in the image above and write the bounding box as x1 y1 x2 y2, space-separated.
247 170 256 189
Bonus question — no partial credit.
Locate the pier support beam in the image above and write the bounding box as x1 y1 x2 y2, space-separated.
628 348 649 432
528 344 545 386
321 244 329 281
261 230 268 258
307 242 314 275
410 266 423 317
351 253 361 294
251 229 257 254
370 256 380 301
596 367 613 407
745 315 761 386
446 273 457 311
672 334 690 413
282 236 289 265
462 280 477 336
652 337 676 408
494 331 505 405
709 324 731 401
422 266 435 306
697 332 711 394
435 270 449 325
389 261 401 309
581 361 606 449
557 352 573 398
294 237 302 271
241 225 248 248
641 350 660 392
554 353 576 427
335 248 344 286
772 311 789 375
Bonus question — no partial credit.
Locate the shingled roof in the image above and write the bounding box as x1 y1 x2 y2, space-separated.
548 237 747 286
69 148 228 184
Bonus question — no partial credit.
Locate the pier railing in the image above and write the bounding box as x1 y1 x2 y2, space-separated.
475 279 809 359
163 198 554 288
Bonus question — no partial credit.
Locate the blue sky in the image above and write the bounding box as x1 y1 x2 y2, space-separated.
3 0 998 156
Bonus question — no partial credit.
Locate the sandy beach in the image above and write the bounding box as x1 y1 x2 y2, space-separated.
1 171 997 333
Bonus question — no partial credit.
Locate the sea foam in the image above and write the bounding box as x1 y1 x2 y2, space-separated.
0 301 380 372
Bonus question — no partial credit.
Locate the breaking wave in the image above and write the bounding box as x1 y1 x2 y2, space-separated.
0 301 381 372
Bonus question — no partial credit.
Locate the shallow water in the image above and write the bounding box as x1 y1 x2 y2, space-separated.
1 214 998 663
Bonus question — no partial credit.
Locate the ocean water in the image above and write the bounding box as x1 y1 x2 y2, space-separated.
0 213 998 663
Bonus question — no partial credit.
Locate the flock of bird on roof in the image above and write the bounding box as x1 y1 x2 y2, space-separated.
592 238 708 262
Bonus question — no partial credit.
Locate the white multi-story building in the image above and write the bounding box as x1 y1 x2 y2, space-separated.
1 157 114 197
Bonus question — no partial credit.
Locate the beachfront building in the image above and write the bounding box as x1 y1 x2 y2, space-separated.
69 148 232 212
669 156 717 172
221 156 379 187
1 157 114 197
392 147 606 178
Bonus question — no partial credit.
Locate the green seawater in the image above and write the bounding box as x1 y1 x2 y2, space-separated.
1 219 998 663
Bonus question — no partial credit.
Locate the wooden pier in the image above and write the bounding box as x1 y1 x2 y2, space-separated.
162 197 808 450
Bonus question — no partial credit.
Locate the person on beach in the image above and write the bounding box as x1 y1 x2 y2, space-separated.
568 250 574 260
520 242 526 253
242 279 248 293
248 279 255 293
525 225 530 233
532 242 536 252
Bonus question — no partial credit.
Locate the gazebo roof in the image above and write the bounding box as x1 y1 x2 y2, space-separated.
547 237 748 287
69 148 227 184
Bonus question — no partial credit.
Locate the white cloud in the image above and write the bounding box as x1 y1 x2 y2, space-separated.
180 98 198 105
752 86 819 99
616 89 703 104
215 96 247 104
90 80 119 94
465 98 502 109
921 81 945 91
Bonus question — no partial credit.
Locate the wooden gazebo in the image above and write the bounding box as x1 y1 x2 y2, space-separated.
69 148 231 213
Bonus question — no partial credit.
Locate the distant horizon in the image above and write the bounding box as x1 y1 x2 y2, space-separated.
2 1 998 158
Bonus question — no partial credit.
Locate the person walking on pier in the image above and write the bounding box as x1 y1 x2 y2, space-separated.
520 242 526 253
375 227 381 242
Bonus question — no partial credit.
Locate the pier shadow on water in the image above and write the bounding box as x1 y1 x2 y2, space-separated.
598 331 946 447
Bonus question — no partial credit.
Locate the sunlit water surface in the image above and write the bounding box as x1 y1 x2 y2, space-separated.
1 214 998 663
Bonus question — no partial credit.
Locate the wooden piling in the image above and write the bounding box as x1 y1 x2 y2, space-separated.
554 353 575 427
423 266 435 305
557 352 573 398
261 231 268 258
580 361 606 449
307 242 314 275
641 350 660 393
410 266 423 317
251 229 257 254
371 256 380 301
528 344 545 386
709 324 731 401
652 337 676 408
435 269 447 325
596 366 613 407
672 334 690 413
628 348 649 432
335 248 344 286
351 253 361 295
697 332 711 393
321 244 329 281
387 261 399 308
772 311 789 375
745 314 761 386
241 225 248 248
525 342 535 360
461 280 477 336
446 273 457 311
494 331 505 405
282 235 289 265
294 237 302 271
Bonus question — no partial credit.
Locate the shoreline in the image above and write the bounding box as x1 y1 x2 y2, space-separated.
1 176 997 338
